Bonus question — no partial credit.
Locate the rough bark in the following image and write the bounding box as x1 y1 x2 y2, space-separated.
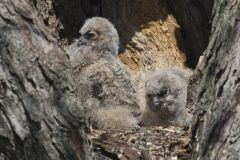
0 0 91 159
190 0 240 159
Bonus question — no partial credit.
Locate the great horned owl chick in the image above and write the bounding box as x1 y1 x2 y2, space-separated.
67 17 139 129
139 67 192 127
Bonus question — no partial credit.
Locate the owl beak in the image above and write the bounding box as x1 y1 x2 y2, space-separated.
152 97 160 106
77 36 87 46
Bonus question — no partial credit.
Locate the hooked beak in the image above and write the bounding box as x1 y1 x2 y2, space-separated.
77 36 87 46
152 97 160 106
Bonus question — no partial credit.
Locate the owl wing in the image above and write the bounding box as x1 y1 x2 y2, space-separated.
82 60 138 109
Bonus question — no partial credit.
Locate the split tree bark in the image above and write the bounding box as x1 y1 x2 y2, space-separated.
0 0 91 159
190 0 240 159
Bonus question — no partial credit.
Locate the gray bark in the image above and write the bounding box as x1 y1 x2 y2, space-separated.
190 0 240 159
0 0 91 159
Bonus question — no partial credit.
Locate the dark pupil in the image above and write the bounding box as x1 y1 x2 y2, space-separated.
86 32 96 39
158 89 167 96
90 83 102 97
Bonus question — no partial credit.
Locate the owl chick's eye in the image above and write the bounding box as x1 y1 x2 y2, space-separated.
85 31 97 40
157 86 167 96
89 82 103 98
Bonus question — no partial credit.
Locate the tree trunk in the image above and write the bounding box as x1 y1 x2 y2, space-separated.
0 0 91 159
190 0 240 159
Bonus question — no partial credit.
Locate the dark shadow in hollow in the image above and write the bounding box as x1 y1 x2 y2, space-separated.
167 0 214 68
52 0 103 43
53 0 213 69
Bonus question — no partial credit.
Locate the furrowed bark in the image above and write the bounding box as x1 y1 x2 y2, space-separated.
0 0 91 159
190 0 240 159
